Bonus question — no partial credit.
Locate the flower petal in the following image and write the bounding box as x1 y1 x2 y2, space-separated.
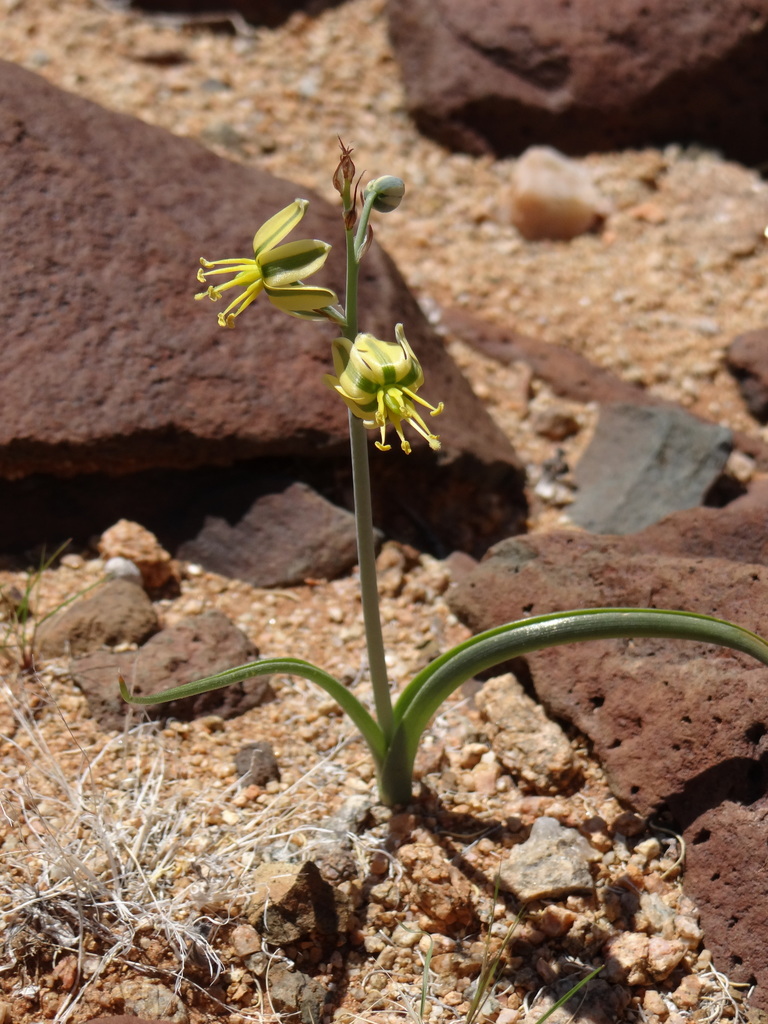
265 282 339 312
252 199 308 256
260 239 332 287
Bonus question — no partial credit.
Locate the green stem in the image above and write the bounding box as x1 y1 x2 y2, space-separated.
342 191 393 740
349 414 393 737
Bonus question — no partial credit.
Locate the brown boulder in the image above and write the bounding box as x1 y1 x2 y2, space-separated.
448 513 768 1000
177 480 365 586
34 579 159 659
683 798 768 991
726 328 768 423
72 609 274 729
0 59 526 557
449 529 768 815
387 0 768 162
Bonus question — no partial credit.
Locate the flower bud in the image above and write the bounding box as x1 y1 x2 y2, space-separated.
364 176 405 213
333 139 356 194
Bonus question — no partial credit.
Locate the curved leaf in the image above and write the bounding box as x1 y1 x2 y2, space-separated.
119 656 387 766
378 608 768 805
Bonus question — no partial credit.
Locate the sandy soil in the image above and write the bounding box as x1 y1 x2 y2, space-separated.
2 0 768 1022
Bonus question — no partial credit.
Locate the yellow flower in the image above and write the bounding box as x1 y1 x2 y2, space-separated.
325 324 444 454
195 199 339 328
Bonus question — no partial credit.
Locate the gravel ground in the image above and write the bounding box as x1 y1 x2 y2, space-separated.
2 0 768 1022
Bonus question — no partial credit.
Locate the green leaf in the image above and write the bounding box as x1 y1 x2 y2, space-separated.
119 655 387 766
377 608 768 805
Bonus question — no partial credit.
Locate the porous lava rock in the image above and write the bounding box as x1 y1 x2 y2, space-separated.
0 59 525 558
448 510 768 1001
387 0 768 163
681 797 768 992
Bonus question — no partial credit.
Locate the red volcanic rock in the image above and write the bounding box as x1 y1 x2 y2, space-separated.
0 59 526 557
726 328 768 423
449 503 768 1001
387 0 768 163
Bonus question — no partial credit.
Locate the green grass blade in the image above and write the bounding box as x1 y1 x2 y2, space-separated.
119 656 387 766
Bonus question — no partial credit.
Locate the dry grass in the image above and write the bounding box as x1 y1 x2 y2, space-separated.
0 672 358 1022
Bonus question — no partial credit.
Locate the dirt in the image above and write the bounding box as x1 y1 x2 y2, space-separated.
2 0 768 1022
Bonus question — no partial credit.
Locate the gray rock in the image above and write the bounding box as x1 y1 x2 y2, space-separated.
569 403 731 534
103 557 144 585
499 817 596 901
267 965 328 1024
245 860 347 955
73 609 274 729
34 579 158 659
235 741 280 787
474 673 579 794
178 481 364 586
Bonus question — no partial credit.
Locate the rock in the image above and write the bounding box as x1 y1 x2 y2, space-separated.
448 526 768 1001
266 965 328 1024
72 610 274 729
681 797 768 993
34 579 159 659
397 836 480 931
569 403 732 534
726 329 768 423
510 146 609 241
177 481 363 586
602 932 651 986
0 60 526 559
104 557 144 586
244 861 346 954
387 0 768 163
441 306 768 472
632 478 768 566
304 794 374 883
474 673 580 794
449 532 768 816
498 817 596 901
98 520 177 590
108 980 188 1023
235 741 280 786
